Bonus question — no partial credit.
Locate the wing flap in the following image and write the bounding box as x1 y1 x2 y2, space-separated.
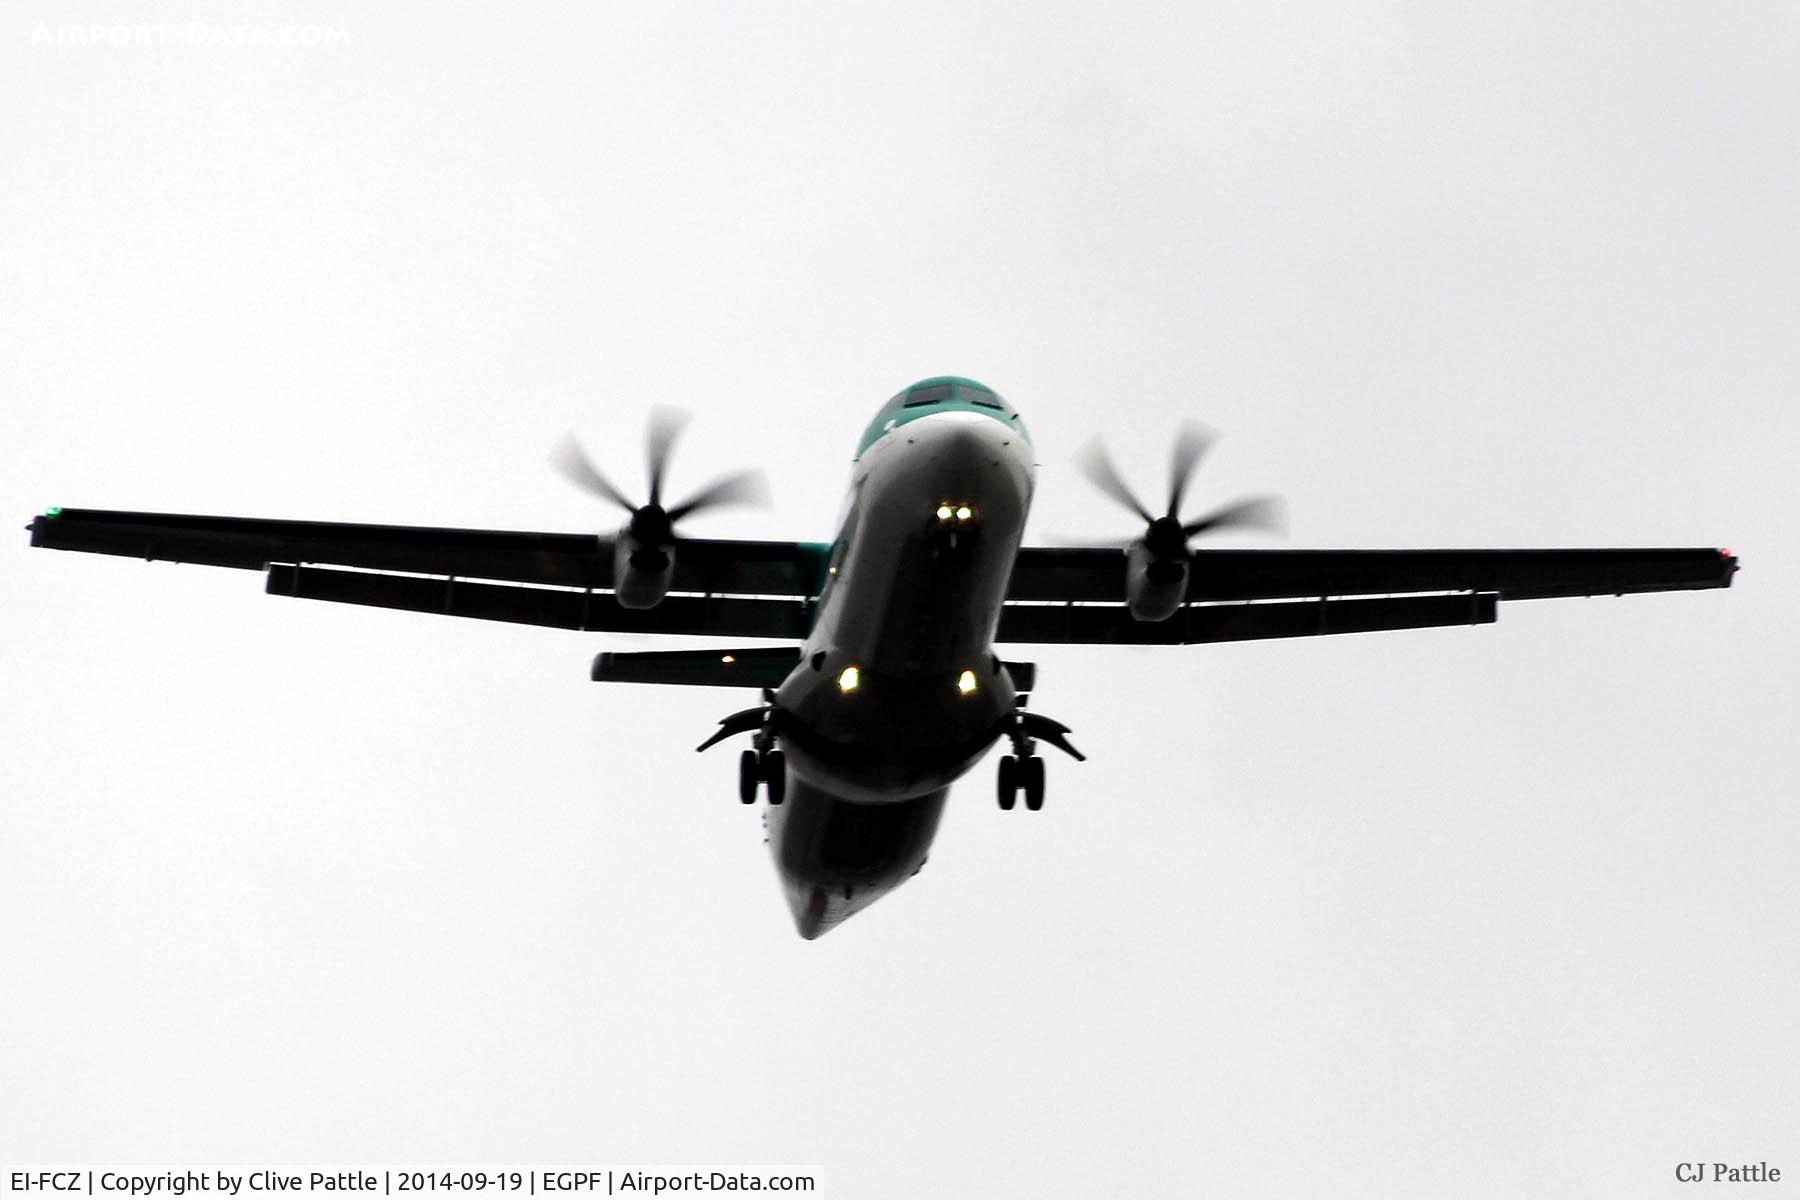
1186 547 1737 602
591 647 802 687
996 592 1497 645
264 564 812 638
1007 545 1737 604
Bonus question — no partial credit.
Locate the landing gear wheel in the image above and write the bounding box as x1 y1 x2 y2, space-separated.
1022 754 1046 811
738 749 760 804
996 755 1018 810
761 749 787 806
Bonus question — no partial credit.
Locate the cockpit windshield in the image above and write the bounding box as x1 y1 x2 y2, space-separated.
903 384 955 408
857 376 1027 456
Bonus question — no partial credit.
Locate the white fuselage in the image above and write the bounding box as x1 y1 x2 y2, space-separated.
764 409 1036 936
774 410 1036 799
813 410 1036 669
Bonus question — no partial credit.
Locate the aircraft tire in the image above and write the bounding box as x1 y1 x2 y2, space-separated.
1023 755 1046 811
763 749 787 806
738 749 760 804
997 755 1018 810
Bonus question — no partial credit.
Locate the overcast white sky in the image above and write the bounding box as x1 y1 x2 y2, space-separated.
2 3 1795 1197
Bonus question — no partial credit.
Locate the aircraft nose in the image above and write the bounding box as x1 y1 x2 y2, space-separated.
937 414 1014 465
910 413 1031 501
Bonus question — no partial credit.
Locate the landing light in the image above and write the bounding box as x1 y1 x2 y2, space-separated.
720 654 736 663
936 505 953 521
838 665 861 693
955 505 972 521
957 669 977 695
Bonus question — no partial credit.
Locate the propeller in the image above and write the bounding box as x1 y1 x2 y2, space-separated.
1075 421 1286 558
550 406 770 544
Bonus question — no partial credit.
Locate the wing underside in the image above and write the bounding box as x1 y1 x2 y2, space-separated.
29 508 827 595
1007 546 1737 604
995 545 1735 642
30 508 1736 646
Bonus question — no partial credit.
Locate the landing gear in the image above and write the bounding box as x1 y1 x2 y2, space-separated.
702 689 785 805
1022 754 1045 811
996 701 1083 812
738 749 759 804
738 745 786 806
997 751 1046 811
761 748 786 806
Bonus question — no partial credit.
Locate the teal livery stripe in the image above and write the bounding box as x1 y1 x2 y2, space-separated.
856 376 1030 458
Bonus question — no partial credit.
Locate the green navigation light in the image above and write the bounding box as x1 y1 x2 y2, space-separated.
45 506 62 518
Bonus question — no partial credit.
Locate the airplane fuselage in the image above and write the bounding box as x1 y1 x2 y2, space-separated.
767 388 1035 936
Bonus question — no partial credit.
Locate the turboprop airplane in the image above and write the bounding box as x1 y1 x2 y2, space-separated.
27 376 1738 937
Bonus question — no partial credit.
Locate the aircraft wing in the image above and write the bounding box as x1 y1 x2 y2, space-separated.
28 507 828 638
998 546 1738 645
29 509 1738 648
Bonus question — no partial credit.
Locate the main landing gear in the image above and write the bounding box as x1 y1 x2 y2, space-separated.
996 752 1046 811
697 688 786 805
996 704 1085 812
738 744 786 806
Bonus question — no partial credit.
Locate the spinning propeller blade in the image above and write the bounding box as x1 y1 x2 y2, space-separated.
1077 423 1285 553
552 407 770 539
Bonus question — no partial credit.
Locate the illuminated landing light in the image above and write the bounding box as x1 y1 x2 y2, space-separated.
720 654 736 663
837 665 861 693
955 505 973 522
936 504 953 521
957 669 978 695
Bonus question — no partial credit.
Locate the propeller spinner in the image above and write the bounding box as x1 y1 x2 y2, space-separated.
1075 422 1285 622
551 406 770 609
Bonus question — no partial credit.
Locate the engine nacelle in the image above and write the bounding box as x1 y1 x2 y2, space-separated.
612 531 675 609
1125 538 1187 622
